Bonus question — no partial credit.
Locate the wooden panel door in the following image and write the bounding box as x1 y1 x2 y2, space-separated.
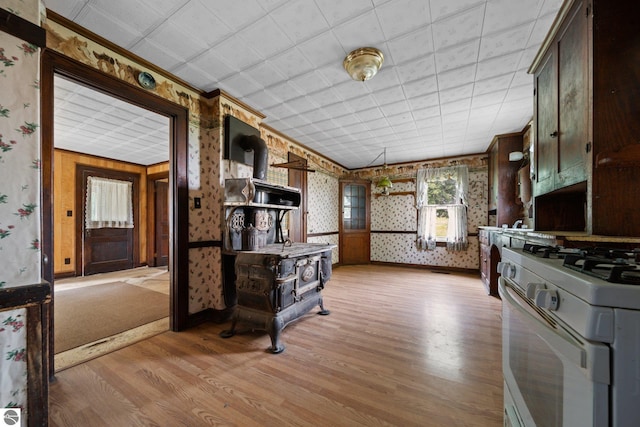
154 179 169 267
340 181 370 265
77 165 139 276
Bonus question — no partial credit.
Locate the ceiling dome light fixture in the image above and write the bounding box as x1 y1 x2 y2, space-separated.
343 47 384 82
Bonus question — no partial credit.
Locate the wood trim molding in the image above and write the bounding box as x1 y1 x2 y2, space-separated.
205 88 266 119
0 7 46 47
307 231 339 238
45 9 202 95
374 191 415 199
0 282 50 309
188 240 222 249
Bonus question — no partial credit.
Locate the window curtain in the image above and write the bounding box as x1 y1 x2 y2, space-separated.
85 176 134 229
416 165 469 251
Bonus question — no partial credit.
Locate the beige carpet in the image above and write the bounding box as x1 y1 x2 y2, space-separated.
54 281 169 353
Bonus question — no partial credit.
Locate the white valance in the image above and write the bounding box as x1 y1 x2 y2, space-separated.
85 176 134 229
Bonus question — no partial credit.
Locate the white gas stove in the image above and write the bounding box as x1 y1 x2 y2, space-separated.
499 243 640 427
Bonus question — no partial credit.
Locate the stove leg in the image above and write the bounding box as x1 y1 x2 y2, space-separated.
219 315 238 338
317 297 330 315
267 316 285 354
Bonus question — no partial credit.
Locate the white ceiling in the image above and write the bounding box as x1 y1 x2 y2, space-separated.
54 75 170 166
47 0 562 169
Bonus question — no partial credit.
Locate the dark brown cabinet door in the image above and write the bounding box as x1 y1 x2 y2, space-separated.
340 181 370 264
533 0 588 197
557 1 588 186
534 51 557 195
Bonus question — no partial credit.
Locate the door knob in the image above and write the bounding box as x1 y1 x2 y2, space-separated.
550 131 558 138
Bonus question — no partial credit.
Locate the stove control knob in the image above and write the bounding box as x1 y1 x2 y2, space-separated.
496 261 516 279
535 289 559 310
526 283 546 299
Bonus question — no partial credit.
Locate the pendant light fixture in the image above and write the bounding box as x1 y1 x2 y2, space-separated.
376 148 393 196
343 47 384 82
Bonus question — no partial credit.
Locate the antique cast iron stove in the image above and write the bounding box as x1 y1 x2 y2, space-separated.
220 123 336 353
220 242 334 353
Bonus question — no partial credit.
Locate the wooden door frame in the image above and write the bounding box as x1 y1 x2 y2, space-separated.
41 50 190 378
76 164 141 275
147 171 169 267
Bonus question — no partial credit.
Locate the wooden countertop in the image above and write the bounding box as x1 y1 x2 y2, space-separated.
478 226 640 244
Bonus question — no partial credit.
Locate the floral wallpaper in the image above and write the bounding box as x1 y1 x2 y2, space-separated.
0 36 41 288
307 170 339 262
0 0 42 420
366 161 488 270
0 311 27 412
308 171 339 234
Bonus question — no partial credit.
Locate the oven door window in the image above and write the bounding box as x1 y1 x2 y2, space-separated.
507 294 563 425
500 278 609 427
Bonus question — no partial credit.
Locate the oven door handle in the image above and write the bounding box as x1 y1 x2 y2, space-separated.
499 277 587 370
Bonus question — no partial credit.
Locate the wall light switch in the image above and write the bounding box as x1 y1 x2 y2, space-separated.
194 197 201 209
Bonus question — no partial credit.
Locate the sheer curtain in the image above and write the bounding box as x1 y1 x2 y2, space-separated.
85 176 134 229
416 165 469 251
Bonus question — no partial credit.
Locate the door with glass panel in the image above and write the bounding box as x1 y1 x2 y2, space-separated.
340 181 370 264
77 164 139 275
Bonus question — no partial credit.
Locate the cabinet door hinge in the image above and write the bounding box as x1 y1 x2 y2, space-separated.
586 142 592 153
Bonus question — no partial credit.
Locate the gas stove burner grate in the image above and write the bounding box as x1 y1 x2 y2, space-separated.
580 247 640 262
563 254 640 285
522 243 582 259
522 243 559 258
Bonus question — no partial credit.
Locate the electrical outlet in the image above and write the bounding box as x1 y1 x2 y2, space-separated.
67 210 73 217
64 258 71 264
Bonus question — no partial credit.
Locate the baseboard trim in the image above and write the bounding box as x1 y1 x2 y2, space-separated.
186 307 234 328
370 261 479 276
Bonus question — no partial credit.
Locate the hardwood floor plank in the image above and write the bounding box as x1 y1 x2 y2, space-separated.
49 265 504 426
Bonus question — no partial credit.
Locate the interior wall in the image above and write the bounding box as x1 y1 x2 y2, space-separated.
352 155 489 270
53 149 159 275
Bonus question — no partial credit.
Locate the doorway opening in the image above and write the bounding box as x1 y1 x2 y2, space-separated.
41 50 190 374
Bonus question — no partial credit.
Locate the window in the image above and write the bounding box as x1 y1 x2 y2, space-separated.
342 184 366 230
85 176 134 229
416 165 468 251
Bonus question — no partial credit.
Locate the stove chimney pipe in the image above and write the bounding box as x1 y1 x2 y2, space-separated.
237 134 268 180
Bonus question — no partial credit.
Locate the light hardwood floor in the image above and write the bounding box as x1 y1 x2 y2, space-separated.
49 264 504 426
